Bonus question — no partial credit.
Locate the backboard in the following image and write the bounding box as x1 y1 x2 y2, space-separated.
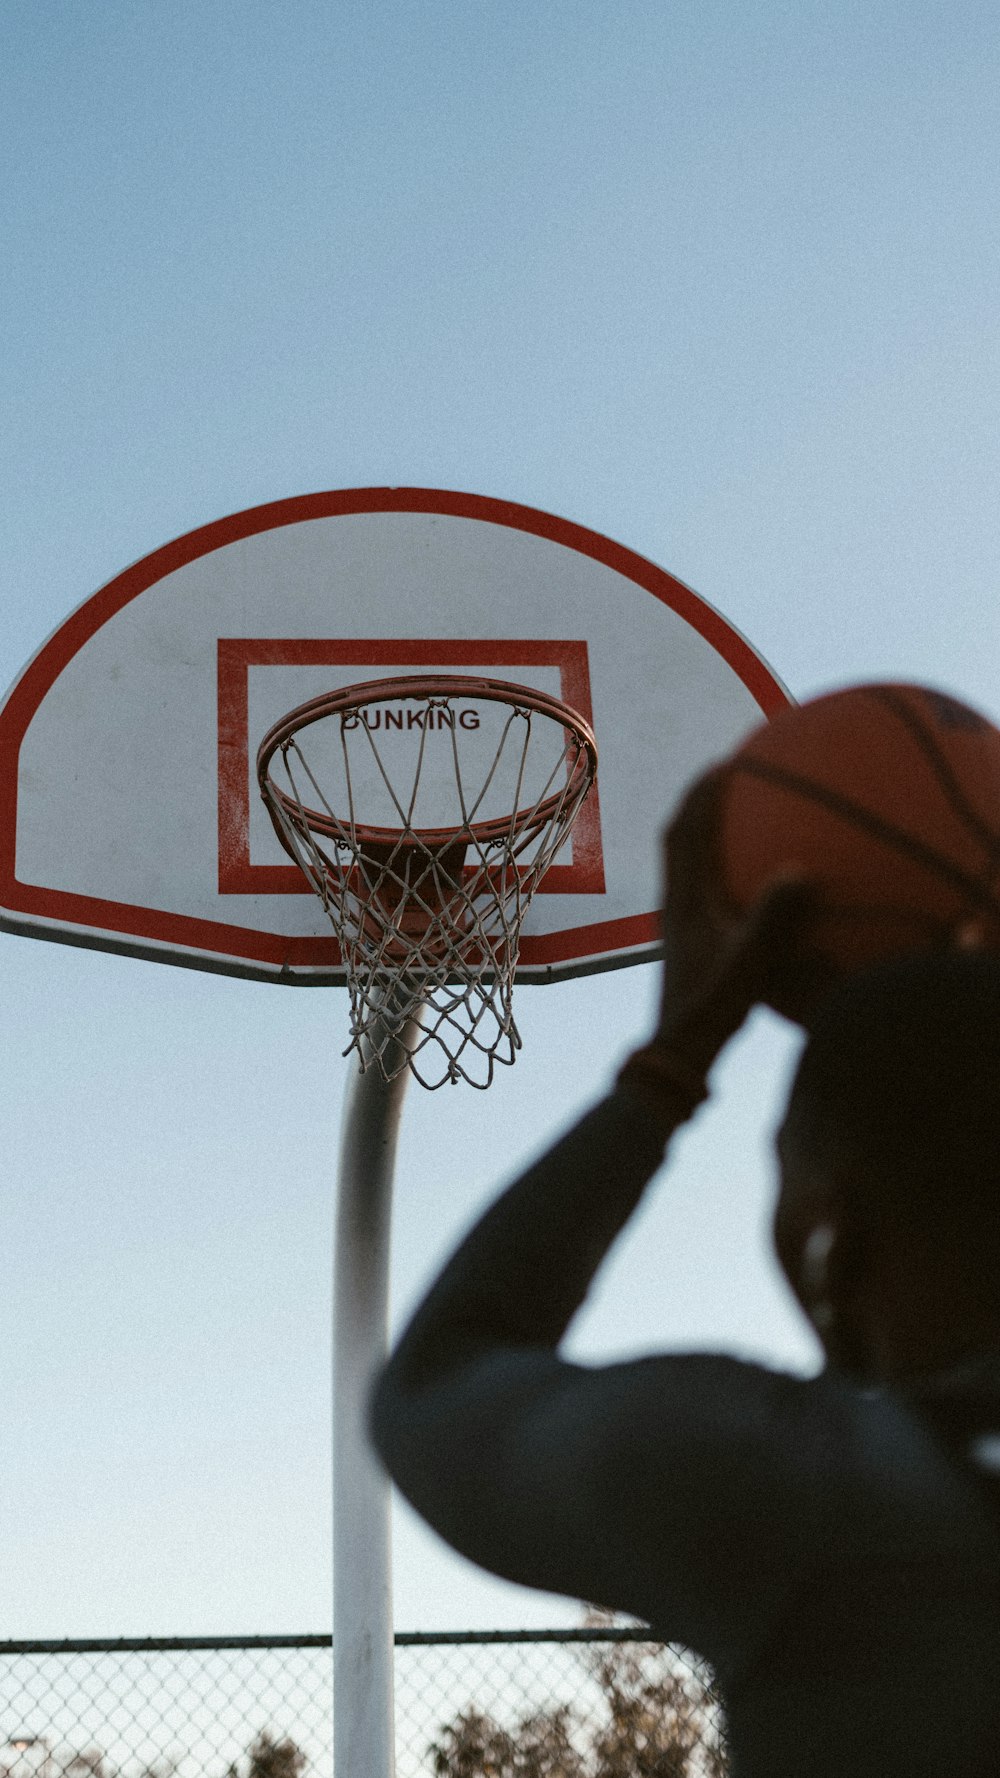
0 488 790 984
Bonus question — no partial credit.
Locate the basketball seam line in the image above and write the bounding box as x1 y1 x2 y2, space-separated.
863 686 1000 865
727 759 1000 913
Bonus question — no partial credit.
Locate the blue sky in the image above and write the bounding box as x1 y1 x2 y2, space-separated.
3 0 999 1638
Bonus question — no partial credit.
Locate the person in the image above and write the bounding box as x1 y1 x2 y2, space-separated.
370 773 1000 1777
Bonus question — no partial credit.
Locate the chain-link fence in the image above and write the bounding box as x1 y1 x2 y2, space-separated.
0 1629 727 1777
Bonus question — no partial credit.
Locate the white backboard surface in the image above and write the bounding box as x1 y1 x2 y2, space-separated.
0 489 790 983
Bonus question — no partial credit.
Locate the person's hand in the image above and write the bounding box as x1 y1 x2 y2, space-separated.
653 769 832 1070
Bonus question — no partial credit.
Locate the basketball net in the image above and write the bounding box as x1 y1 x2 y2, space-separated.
257 676 598 1088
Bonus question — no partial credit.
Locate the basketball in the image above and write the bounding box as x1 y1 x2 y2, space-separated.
718 683 1000 978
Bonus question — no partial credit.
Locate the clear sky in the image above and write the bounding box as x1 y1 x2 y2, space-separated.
3 0 999 1638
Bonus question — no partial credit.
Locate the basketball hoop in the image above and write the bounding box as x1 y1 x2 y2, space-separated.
257 675 599 1088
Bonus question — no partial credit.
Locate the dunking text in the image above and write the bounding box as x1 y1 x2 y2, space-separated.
342 707 481 731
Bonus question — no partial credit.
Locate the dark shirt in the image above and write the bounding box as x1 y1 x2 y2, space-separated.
371 1086 1000 1777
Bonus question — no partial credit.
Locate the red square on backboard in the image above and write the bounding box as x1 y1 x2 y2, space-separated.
218 638 606 896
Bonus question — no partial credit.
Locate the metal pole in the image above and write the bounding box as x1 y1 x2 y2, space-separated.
333 1013 419 1778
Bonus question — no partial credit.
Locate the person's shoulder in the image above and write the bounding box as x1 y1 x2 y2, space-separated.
602 1351 994 1554
735 1355 1000 1555
588 1349 844 1471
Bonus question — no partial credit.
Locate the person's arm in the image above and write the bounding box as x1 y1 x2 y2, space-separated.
368 1073 708 1627
370 775 825 1647
372 1068 700 1402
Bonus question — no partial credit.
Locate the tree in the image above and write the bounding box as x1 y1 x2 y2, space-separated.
224 1730 308 1778
429 1705 586 1778
580 1636 727 1778
428 1619 728 1778
61 1756 177 1778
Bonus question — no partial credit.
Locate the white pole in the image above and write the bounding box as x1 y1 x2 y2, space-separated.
333 1013 418 1778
